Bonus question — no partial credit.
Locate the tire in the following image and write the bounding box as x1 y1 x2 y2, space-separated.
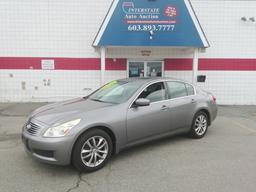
189 111 209 139
72 129 113 172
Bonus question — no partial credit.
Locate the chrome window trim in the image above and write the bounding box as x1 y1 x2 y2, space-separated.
129 80 197 109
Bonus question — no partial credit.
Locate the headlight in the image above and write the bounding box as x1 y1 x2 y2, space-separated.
43 119 81 138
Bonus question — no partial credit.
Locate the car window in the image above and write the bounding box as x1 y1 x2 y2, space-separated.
167 81 187 99
138 82 166 103
185 83 195 96
89 80 142 104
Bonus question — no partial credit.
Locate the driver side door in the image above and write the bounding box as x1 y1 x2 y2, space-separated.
126 82 171 142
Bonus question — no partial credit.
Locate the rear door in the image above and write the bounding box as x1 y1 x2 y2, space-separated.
165 81 197 130
126 82 171 142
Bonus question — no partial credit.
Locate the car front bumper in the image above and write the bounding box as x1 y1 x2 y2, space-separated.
21 131 75 165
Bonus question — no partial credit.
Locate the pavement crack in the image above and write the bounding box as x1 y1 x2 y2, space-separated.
65 172 92 192
80 174 92 188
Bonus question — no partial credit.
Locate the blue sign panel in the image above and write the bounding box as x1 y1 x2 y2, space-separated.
93 0 209 48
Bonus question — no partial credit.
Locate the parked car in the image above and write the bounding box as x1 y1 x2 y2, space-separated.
22 78 217 172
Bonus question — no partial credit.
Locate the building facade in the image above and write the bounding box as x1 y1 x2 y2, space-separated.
0 0 256 105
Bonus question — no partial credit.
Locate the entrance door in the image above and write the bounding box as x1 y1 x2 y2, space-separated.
147 61 163 77
128 61 163 78
129 62 144 77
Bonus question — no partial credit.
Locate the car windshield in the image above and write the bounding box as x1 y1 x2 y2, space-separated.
89 80 142 104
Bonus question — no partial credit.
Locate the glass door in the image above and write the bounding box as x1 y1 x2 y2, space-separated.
128 62 145 78
146 62 163 77
128 61 163 78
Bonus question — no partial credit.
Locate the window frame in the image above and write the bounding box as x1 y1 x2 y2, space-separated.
165 81 196 100
185 83 195 96
131 81 168 107
129 80 197 108
165 81 188 100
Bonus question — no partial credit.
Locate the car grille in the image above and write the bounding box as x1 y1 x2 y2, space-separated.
25 121 42 135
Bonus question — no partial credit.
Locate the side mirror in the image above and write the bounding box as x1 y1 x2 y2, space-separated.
135 98 150 107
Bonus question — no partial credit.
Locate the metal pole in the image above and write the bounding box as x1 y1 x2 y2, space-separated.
100 47 106 85
192 48 199 84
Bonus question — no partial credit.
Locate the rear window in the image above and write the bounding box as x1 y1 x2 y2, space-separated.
166 82 187 99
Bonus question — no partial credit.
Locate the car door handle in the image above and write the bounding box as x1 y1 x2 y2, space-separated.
191 99 196 104
161 105 169 111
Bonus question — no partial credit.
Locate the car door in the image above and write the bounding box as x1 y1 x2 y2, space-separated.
126 82 171 142
165 81 197 130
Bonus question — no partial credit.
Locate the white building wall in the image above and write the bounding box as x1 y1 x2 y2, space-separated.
0 0 256 104
0 0 111 57
0 70 100 102
193 0 256 59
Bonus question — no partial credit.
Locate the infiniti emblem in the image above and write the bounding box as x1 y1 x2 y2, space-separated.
26 124 31 129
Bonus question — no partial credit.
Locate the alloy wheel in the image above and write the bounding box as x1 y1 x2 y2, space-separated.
194 115 208 136
80 136 109 168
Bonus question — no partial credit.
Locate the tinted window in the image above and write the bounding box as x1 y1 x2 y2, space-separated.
186 84 195 96
138 82 166 102
167 82 187 99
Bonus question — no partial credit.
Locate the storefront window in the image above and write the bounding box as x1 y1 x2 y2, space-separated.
129 62 144 78
128 61 163 78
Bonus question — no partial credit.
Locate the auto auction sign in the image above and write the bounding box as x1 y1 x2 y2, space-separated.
94 0 209 48
123 1 178 32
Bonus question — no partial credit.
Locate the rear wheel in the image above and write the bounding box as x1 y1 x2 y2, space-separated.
72 129 113 172
189 111 209 139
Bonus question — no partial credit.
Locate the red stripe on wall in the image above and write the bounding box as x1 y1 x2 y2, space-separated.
0 57 127 71
199 59 256 71
55 58 100 70
0 57 42 70
0 57 101 70
1 57 256 71
165 58 256 71
106 59 127 70
165 59 192 71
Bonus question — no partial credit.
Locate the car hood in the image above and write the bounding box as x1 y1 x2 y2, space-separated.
30 98 113 125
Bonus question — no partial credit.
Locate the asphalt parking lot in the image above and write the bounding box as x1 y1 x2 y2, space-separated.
0 103 256 192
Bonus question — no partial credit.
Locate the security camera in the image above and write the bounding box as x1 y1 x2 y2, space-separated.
241 17 247 22
249 17 255 22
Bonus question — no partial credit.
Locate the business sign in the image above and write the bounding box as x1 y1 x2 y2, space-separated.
123 2 177 32
93 0 209 48
41 60 55 70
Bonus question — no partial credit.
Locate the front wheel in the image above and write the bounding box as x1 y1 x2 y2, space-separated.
189 111 209 139
72 129 113 172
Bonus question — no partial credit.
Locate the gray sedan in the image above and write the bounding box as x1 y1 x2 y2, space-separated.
22 78 217 172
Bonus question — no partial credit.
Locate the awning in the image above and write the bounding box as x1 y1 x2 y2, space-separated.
93 0 209 48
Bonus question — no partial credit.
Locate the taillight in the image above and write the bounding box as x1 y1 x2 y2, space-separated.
212 95 216 102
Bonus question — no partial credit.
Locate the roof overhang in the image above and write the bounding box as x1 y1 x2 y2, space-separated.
93 0 209 48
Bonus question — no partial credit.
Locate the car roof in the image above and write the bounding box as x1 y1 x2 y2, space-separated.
118 77 190 84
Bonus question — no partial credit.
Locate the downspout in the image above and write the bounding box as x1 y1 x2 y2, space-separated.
100 47 106 85
192 48 199 84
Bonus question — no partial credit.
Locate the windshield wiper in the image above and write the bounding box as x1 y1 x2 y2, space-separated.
90 98 106 103
90 98 118 104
